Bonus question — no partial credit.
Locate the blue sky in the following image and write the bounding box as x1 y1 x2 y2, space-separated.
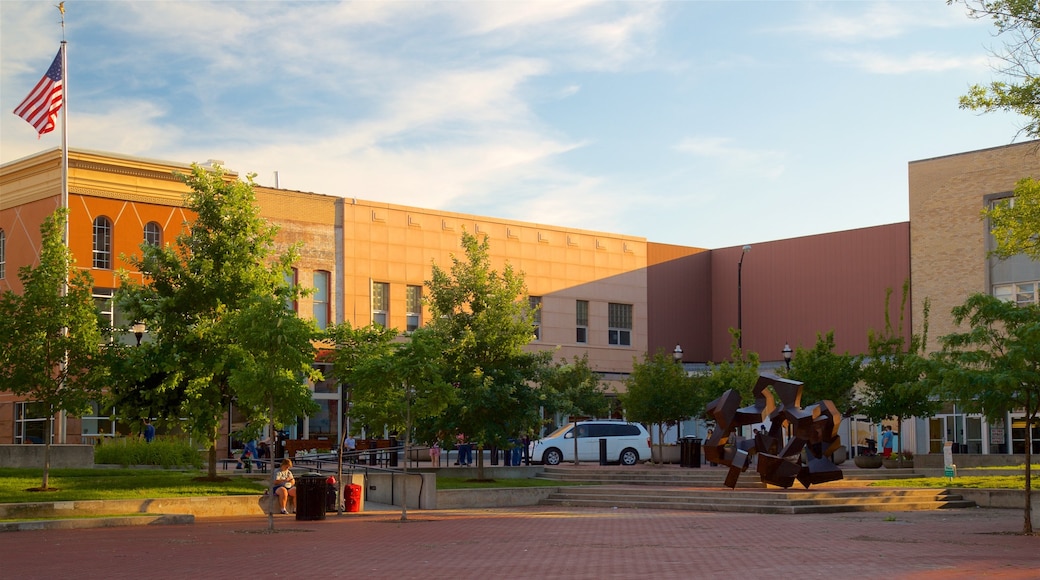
0 1 1025 249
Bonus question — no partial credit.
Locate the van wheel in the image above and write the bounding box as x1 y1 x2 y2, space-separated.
619 448 639 466
543 448 563 466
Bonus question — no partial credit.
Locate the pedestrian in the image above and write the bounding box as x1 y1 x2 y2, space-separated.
237 439 258 472
455 433 472 466
429 440 441 467
704 428 717 466
343 433 357 463
881 425 894 458
142 419 155 443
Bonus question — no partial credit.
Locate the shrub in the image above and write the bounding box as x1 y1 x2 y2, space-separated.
94 437 204 468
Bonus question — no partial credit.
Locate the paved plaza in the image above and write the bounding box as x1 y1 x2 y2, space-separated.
2 504 1037 579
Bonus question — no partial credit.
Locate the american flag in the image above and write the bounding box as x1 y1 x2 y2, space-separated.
13 47 64 137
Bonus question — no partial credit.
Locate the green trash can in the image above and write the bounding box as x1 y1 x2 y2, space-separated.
295 473 328 521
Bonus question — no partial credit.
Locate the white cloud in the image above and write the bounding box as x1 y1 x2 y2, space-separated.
780 1 970 42
827 51 993 75
675 137 787 180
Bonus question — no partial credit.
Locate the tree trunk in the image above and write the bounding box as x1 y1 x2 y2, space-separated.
476 443 485 480
208 442 218 479
41 405 54 490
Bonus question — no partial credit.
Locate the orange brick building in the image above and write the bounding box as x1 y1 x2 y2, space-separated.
3 142 1036 458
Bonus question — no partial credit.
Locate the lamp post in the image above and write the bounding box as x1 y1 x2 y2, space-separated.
782 343 792 371
132 322 146 346
673 344 683 364
737 245 751 350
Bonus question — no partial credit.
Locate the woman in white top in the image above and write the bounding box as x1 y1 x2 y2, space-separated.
272 458 296 514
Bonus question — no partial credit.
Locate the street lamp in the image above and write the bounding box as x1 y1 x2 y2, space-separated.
673 344 683 364
737 245 751 350
782 343 793 371
132 322 146 346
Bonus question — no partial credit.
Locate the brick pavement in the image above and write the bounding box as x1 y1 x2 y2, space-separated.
2 506 1037 579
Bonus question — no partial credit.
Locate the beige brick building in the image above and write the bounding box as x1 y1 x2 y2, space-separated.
909 141 1040 455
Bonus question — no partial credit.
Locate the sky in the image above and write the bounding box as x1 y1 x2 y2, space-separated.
0 1 1027 249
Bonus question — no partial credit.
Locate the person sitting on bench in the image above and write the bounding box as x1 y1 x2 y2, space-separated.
272 459 296 514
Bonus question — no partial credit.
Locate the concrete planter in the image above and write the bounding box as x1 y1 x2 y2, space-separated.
651 445 680 464
883 459 914 469
854 455 882 469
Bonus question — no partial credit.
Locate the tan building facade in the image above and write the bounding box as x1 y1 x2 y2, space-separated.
909 140 1040 456
1 149 649 450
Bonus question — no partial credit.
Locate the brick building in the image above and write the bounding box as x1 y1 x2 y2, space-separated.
2 141 1036 457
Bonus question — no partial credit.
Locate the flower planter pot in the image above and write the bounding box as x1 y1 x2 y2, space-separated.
883 459 914 469
854 455 883 469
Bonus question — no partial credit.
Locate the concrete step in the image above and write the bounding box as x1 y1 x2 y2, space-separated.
540 486 975 514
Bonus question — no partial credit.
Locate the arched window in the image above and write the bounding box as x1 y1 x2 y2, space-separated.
93 216 112 269
0 228 6 279
143 221 162 246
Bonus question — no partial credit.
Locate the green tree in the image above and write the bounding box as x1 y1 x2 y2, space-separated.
425 230 550 480
984 177 1040 260
784 331 862 415
325 321 399 434
540 354 611 465
859 283 940 466
0 208 105 489
934 293 1040 534
348 327 454 520
621 350 699 465
114 164 319 478
953 0 1040 139
701 330 760 416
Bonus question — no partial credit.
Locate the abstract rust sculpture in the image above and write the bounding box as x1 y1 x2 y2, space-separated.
703 374 843 489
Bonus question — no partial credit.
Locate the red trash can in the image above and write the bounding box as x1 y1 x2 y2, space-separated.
346 483 362 513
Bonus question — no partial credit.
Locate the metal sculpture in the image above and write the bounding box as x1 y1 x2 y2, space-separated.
703 374 843 489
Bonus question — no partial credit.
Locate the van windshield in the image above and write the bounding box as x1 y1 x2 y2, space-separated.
545 424 574 439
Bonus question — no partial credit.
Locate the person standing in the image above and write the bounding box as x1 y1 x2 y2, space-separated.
881 425 894 458
343 433 357 463
429 441 441 467
142 419 155 443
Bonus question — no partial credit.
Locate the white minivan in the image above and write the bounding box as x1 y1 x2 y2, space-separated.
532 420 651 466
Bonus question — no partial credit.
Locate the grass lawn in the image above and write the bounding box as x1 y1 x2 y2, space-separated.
0 468 579 503
0 468 267 503
869 475 1029 489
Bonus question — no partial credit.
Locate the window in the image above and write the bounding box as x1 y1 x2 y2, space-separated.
284 267 298 312
406 285 422 332
80 401 120 443
15 401 50 444
93 216 112 269
313 270 330 329
0 228 5 279
608 303 632 346
372 281 389 327
93 287 130 342
143 221 162 246
529 296 542 341
576 300 588 343
993 281 1039 306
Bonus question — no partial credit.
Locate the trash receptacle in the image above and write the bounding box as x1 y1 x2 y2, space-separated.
295 473 328 521
345 483 362 513
325 476 338 512
680 437 701 468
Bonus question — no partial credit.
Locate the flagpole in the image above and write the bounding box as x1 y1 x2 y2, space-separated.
59 4 68 244
59 4 69 445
